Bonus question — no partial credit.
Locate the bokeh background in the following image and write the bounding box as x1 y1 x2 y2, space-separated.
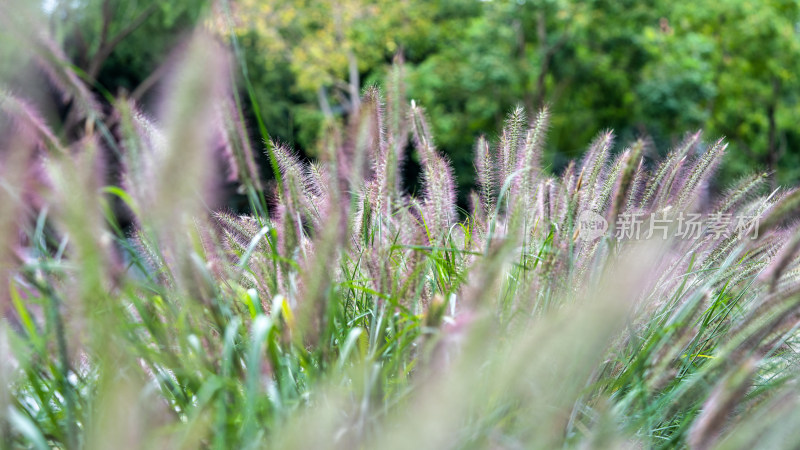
3 0 799 205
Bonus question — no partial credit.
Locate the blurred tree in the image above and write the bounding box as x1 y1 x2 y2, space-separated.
406 0 657 189
57 0 211 105
6 0 799 198
398 0 800 191
0 0 212 137
642 0 800 188
234 0 448 152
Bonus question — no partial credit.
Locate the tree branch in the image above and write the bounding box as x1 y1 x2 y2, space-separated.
87 4 158 80
318 86 334 119
347 49 360 114
130 57 170 102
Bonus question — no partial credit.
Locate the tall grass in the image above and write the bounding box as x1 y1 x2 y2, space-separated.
2 18 800 450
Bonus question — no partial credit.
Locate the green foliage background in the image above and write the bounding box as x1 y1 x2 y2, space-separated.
5 0 800 193
235 0 800 193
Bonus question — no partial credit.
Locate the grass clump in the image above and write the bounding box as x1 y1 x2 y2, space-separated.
2 28 800 450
